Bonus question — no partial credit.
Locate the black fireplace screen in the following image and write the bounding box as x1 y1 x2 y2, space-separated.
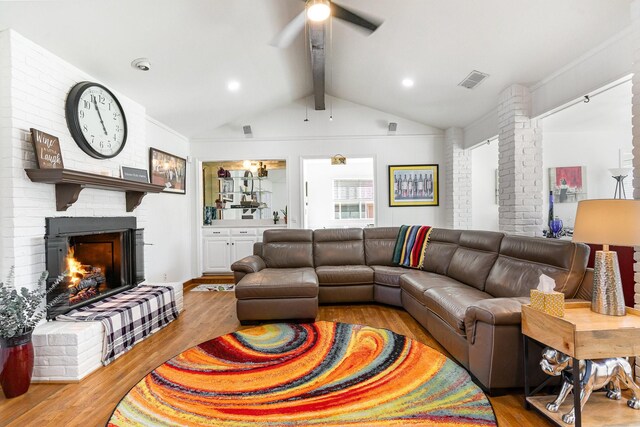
45 217 144 319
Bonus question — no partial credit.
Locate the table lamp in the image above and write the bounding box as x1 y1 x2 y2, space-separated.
572 199 640 316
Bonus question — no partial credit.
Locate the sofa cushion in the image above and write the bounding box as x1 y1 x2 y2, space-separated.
316 265 374 286
262 230 314 268
424 287 493 334
484 236 590 298
235 268 319 299
399 271 467 304
364 227 399 266
446 230 503 291
371 265 407 288
314 228 365 266
422 228 462 275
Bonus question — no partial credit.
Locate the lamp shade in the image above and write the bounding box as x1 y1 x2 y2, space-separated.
609 167 632 177
572 199 640 246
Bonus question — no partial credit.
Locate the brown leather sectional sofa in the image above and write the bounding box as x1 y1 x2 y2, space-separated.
231 227 591 390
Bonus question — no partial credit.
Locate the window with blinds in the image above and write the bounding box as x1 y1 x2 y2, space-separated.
333 179 375 220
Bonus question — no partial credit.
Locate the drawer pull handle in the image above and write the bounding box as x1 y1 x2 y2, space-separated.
240 231 247 234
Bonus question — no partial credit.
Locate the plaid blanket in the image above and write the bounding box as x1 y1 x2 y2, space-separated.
57 285 179 365
392 225 433 269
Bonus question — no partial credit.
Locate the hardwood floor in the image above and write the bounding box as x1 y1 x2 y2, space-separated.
0 284 552 426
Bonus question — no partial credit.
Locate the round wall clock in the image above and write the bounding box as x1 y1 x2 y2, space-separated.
65 81 127 159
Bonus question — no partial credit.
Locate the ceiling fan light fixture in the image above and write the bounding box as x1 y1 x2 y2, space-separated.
402 78 414 88
307 0 331 22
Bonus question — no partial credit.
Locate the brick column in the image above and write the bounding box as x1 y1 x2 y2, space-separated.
497 85 543 236
443 127 471 229
631 0 640 383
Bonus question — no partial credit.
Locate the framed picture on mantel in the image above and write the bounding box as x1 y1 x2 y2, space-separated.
389 164 439 207
149 148 186 194
30 128 64 169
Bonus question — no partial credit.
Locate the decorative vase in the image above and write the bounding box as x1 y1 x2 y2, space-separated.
548 191 554 228
0 330 34 398
549 218 563 239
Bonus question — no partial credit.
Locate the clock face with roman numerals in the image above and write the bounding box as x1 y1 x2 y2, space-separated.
65 81 127 159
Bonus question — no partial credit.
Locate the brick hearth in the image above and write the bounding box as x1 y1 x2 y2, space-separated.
31 282 183 382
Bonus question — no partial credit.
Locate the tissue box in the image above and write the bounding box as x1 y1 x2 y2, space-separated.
530 290 565 317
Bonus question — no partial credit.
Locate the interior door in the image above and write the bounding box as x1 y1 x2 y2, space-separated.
302 157 375 229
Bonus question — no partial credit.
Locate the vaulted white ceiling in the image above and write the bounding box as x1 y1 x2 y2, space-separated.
543 80 631 133
0 0 631 138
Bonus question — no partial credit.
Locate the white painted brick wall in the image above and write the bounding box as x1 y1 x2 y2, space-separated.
631 0 640 384
0 30 14 278
497 84 543 236
444 127 471 229
0 29 152 290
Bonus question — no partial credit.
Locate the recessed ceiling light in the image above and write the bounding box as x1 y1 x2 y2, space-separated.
402 78 414 88
227 80 241 92
131 58 151 71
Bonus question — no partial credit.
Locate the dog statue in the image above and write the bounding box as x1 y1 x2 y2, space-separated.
540 347 640 424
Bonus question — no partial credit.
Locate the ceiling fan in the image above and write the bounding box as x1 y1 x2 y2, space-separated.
270 0 383 49
271 0 383 111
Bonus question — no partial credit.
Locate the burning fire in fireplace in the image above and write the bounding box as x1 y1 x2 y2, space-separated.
66 248 107 305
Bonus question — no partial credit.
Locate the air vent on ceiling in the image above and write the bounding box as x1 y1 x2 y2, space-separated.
458 70 489 89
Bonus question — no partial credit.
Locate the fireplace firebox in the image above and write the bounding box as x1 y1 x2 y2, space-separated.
45 217 144 319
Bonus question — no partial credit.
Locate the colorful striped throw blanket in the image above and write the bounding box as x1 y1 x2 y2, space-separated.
392 225 433 269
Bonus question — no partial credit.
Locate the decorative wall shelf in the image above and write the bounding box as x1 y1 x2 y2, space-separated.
25 168 165 212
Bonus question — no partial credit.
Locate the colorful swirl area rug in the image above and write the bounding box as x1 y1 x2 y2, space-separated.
108 321 496 426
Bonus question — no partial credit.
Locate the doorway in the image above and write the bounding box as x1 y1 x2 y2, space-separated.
302 157 375 229
471 138 499 231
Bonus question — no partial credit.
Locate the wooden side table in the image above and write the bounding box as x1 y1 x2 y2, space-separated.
522 301 640 426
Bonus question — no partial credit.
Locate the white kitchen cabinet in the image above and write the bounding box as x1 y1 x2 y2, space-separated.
231 236 256 262
202 228 258 273
230 228 257 264
202 236 231 273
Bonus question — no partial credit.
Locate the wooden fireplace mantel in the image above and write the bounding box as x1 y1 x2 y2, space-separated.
25 168 166 212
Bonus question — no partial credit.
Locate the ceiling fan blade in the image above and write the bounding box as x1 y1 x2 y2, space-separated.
331 2 382 33
269 11 306 48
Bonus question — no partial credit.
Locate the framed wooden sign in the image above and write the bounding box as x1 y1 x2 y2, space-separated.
30 128 64 169
120 166 149 183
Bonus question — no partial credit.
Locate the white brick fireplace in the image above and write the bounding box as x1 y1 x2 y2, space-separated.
0 30 150 289
0 30 191 381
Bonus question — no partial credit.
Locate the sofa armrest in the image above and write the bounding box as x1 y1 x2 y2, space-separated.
231 256 266 274
465 297 529 344
573 268 594 301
